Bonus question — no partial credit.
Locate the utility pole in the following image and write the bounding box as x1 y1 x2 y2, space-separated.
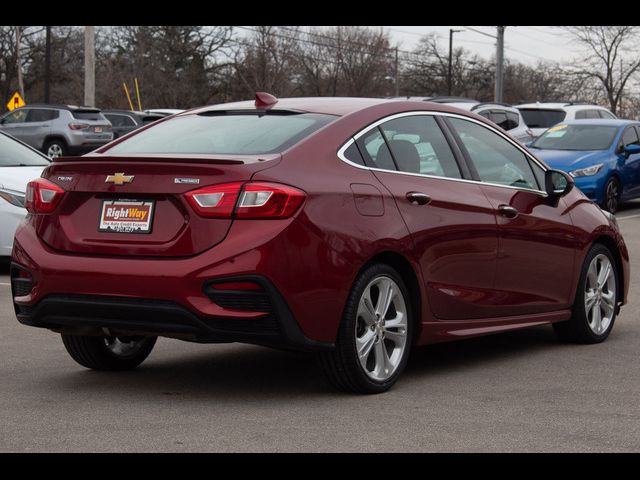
16 26 25 99
448 29 464 96
394 47 399 97
84 26 95 107
495 26 505 103
44 26 51 103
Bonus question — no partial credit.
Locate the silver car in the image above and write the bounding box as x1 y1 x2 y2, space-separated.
0 104 113 158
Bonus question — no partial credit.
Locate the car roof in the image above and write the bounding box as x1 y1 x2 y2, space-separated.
189 96 488 118
11 104 102 112
516 102 610 110
557 119 636 127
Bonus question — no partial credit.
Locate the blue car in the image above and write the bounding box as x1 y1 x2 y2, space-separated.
529 119 640 213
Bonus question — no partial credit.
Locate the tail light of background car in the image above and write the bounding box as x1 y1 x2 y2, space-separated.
68 123 90 130
25 178 65 214
184 182 305 219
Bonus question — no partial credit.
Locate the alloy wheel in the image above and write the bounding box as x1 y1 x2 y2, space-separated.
584 254 616 335
604 178 620 213
355 276 408 381
47 143 63 158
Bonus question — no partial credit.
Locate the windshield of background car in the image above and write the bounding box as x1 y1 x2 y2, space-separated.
0 134 50 166
519 109 566 128
531 124 619 151
106 112 336 155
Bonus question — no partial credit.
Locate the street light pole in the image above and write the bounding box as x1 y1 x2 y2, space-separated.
495 26 506 103
448 29 464 96
84 26 95 107
44 26 51 103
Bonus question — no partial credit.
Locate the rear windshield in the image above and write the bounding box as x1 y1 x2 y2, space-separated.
519 109 566 129
106 112 336 155
72 110 106 121
531 124 618 151
0 133 50 166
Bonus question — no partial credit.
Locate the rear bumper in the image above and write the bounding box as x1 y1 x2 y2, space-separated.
12 216 347 349
15 289 330 351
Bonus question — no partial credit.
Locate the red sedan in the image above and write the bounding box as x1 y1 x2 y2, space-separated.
11 94 629 393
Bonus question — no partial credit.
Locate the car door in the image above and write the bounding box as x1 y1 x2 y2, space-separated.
445 116 577 317
618 125 640 199
0 109 30 141
21 108 56 148
355 113 499 320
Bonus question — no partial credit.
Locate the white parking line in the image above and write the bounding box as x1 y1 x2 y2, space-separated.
617 214 640 221
0 283 10 286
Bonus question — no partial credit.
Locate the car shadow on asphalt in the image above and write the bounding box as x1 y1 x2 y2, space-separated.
45 325 563 399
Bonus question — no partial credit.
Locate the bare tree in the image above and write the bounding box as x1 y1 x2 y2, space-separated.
563 26 640 115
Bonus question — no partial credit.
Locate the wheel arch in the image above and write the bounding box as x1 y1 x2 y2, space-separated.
358 251 422 342
42 135 68 153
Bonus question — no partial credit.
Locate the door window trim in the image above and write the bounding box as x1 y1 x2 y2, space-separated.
337 110 548 196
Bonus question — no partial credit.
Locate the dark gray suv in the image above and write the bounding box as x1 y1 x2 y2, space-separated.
0 104 113 158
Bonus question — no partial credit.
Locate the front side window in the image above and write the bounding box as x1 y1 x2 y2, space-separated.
107 112 336 155
622 126 639 147
2 110 28 124
448 117 540 190
378 115 461 178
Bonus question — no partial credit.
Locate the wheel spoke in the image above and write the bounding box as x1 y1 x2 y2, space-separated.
375 279 394 318
385 312 406 330
374 340 391 377
591 304 602 334
597 261 612 289
601 291 615 318
359 289 376 325
584 291 597 313
384 327 406 345
357 330 376 361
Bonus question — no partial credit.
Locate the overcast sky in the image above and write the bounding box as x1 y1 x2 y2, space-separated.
381 26 583 66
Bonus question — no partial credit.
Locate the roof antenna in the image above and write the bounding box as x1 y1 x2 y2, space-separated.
255 92 278 109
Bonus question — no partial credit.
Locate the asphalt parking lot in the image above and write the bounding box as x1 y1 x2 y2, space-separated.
2 202 640 452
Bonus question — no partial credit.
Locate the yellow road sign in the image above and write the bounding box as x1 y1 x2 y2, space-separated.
6 92 25 111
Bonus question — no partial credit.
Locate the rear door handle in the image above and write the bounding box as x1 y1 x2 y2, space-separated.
406 192 432 205
498 205 519 219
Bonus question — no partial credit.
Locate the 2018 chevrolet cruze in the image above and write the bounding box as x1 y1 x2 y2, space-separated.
11 94 629 394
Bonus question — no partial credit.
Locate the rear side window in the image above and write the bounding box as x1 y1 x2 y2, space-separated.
448 117 540 190
358 129 396 171
519 109 566 129
0 133 50 166
379 115 461 178
575 109 601 119
107 113 335 155
27 109 59 122
599 110 616 119
72 110 106 121
105 114 136 127
342 141 365 166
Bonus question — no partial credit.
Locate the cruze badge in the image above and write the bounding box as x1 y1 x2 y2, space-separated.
105 173 134 185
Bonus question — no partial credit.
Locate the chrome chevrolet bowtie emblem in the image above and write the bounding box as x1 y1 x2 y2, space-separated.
105 173 134 185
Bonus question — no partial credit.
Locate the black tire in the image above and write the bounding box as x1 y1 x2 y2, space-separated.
553 244 618 344
43 139 67 158
61 334 157 371
601 176 621 213
318 263 413 394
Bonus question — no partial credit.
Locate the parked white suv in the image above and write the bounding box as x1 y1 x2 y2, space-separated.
516 102 617 138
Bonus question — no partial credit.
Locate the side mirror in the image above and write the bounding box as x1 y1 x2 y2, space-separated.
545 169 574 197
624 144 640 156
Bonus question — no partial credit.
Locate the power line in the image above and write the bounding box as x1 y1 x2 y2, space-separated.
462 26 497 39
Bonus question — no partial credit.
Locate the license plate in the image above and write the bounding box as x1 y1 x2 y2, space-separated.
99 200 154 234
95 126 103 133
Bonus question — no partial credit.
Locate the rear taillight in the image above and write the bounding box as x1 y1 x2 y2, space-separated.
236 183 305 219
184 182 305 219
25 178 65 214
68 122 90 130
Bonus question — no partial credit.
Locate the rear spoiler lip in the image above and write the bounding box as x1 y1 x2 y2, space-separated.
52 153 280 165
